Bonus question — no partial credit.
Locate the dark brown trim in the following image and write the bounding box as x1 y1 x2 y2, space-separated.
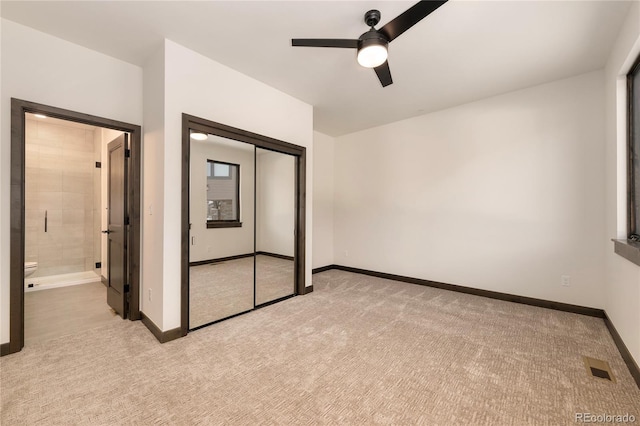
627 65 634 238
184 114 305 156
253 147 258 309
180 115 190 338
9 98 24 355
603 312 640 389
256 251 294 261
181 114 307 336
627 52 640 238
312 265 336 274
127 122 142 321
296 151 306 296
255 293 296 309
612 239 640 267
6 98 142 356
189 309 254 332
328 265 605 317
189 253 254 267
206 221 242 229
302 285 313 294
140 312 182 344
0 342 11 356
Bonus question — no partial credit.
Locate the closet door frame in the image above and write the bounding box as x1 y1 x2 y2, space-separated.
180 114 307 336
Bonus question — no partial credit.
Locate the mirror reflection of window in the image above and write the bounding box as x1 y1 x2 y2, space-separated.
206 160 239 223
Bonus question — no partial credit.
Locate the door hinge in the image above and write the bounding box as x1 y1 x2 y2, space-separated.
124 284 130 293
125 149 131 158
125 216 130 226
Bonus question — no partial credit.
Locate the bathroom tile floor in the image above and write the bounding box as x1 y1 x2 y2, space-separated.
24 281 120 346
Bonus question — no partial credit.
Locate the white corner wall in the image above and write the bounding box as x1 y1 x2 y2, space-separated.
334 71 606 309
0 19 143 344
312 131 335 268
141 44 165 328
604 0 640 366
162 40 313 331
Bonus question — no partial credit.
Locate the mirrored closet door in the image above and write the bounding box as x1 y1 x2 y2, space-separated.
189 133 255 329
255 148 296 305
183 116 306 333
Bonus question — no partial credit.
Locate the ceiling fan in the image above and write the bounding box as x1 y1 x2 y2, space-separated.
292 1 448 88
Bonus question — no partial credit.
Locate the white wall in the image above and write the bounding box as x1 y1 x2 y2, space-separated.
162 40 313 331
334 71 606 309
0 19 143 344
312 131 335 268
190 140 255 262
256 149 295 257
141 44 165 328
604 1 640 366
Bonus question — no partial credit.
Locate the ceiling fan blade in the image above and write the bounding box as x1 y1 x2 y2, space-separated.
379 0 447 42
374 61 393 87
292 39 359 48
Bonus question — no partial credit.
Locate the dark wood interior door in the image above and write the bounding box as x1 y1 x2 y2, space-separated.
106 134 128 318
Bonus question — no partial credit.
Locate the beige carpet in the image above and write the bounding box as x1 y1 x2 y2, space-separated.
190 254 294 328
1 270 638 425
25 282 118 346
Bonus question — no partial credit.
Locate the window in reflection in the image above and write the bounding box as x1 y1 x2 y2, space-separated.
206 160 239 223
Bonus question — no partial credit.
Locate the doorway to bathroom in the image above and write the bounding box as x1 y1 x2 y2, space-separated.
4 99 142 355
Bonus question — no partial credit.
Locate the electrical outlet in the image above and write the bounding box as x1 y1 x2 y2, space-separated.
148 288 152 301
561 275 571 287
344 250 349 257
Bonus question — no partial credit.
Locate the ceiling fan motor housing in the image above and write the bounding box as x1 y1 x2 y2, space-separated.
358 29 389 51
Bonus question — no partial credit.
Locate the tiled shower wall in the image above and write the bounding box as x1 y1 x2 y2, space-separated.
25 118 101 278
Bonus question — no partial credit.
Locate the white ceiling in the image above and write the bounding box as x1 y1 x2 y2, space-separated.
1 1 632 136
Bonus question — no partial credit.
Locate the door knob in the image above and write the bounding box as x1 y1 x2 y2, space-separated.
101 230 111 234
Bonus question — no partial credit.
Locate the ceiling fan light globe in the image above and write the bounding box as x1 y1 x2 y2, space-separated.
357 44 388 68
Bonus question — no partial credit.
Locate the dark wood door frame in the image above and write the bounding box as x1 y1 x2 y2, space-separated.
2 98 142 356
181 114 308 336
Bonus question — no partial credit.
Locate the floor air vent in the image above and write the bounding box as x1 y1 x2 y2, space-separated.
583 356 616 383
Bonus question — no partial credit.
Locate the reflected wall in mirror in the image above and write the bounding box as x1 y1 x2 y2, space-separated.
189 132 255 328
255 148 296 305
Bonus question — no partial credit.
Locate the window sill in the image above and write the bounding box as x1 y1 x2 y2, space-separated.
612 239 640 267
207 222 242 229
